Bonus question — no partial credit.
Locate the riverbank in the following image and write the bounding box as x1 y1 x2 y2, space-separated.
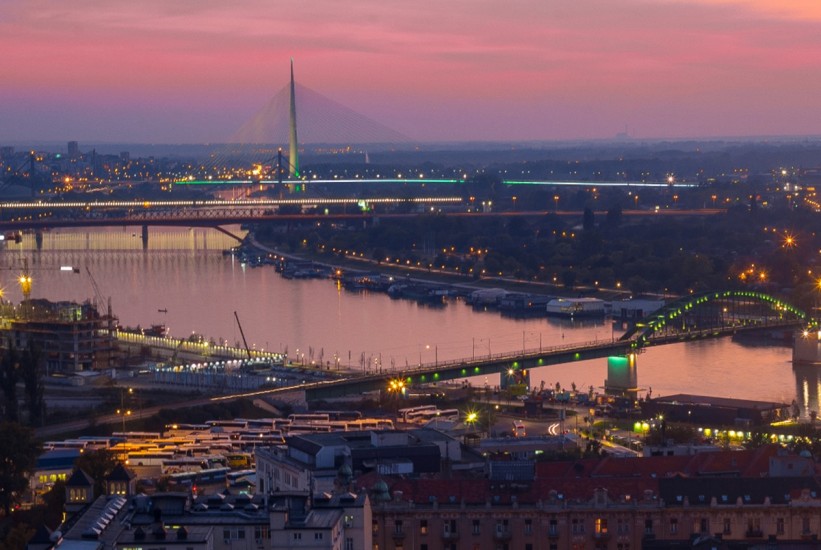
245 233 633 301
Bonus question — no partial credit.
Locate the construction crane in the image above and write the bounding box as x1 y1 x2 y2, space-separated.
234 311 252 360
85 266 106 309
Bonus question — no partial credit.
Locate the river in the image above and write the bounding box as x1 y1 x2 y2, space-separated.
3 226 819 416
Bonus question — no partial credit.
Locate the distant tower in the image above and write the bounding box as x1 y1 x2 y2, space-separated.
67 141 79 158
288 59 300 178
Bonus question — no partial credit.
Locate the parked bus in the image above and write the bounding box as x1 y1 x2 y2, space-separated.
398 405 438 423
43 440 89 451
288 413 330 423
205 420 248 431
113 431 162 442
226 469 256 487
225 453 253 469
167 467 230 487
126 451 176 467
164 424 211 437
405 408 460 424
315 410 363 421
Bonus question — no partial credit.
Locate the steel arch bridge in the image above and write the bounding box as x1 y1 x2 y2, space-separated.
619 290 814 347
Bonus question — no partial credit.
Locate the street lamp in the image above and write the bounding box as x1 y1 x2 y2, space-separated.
465 410 478 433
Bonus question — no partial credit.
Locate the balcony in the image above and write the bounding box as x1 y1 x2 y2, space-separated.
547 528 560 539
593 531 611 541
441 530 459 542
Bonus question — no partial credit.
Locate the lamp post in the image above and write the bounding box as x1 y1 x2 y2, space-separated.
118 387 134 431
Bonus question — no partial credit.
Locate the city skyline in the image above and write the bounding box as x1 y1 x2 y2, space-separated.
2 0 821 144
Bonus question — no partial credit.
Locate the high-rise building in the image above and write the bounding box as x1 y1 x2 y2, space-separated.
67 141 79 158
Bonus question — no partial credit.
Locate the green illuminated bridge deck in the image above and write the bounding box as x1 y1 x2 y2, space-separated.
302 290 811 400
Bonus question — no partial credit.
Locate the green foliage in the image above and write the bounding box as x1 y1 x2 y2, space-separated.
0 523 34 550
0 343 20 423
0 422 41 515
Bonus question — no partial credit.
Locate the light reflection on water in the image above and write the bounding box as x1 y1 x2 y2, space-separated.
3 226 820 414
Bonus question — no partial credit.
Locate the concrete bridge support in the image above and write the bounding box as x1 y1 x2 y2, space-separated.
141 225 148 250
604 353 639 399
794 329 821 364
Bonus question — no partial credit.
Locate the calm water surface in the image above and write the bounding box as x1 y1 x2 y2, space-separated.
3 227 819 415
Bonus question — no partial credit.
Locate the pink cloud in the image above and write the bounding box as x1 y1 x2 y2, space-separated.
1 0 820 141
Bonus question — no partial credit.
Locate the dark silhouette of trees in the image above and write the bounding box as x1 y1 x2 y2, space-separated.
0 422 41 515
0 343 20 423
20 342 44 426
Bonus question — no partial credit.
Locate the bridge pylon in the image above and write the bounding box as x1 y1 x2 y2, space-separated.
604 353 639 399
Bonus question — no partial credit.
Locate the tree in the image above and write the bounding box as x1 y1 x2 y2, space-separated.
20 342 44 426
0 422 41 515
605 205 622 227
0 343 20 423
561 269 577 290
582 207 595 232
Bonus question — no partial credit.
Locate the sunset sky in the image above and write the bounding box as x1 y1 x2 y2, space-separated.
2 0 821 143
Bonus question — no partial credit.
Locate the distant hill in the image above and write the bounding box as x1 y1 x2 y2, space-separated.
230 83 410 146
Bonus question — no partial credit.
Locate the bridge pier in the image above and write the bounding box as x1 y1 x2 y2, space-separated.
604 353 639 399
794 329 821 364
141 225 148 250
35 230 43 251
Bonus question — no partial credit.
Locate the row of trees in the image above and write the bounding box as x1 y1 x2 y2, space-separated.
0 341 45 426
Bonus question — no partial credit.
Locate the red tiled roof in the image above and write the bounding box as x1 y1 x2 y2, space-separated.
360 445 785 506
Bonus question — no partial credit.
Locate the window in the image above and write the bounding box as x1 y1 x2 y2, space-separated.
777 518 785 536
525 519 532 535
700 519 709 534
617 544 630 550
420 545 428 550
723 518 731 535
803 517 811 534
618 519 629 535
314 532 323 540
293 533 302 540
525 545 533 550
595 518 608 535
644 517 652 535
549 519 558 536
345 538 354 550
394 520 404 535
472 520 481 535
572 519 584 535
237 530 245 540
420 520 428 535
669 518 678 535
444 520 457 535
223 529 231 541
372 521 379 534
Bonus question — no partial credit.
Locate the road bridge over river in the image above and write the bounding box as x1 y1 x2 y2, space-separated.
34 290 811 438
